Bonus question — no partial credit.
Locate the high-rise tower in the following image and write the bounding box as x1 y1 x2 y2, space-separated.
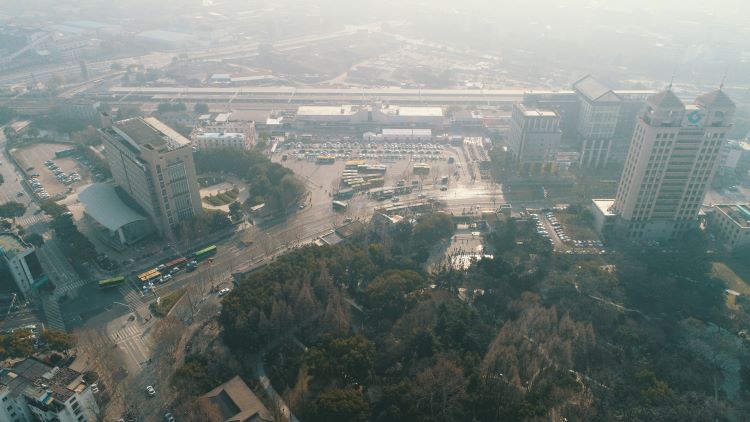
610 88 735 240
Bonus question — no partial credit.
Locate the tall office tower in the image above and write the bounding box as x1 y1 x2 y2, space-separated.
100 116 203 237
573 75 622 168
509 102 562 175
611 88 735 240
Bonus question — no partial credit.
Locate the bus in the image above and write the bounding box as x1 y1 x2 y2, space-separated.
98 276 125 288
164 257 187 269
332 201 348 211
137 269 161 283
193 245 217 261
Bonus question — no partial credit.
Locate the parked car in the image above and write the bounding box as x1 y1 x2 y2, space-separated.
218 288 231 297
164 412 175 422
146 385 156 397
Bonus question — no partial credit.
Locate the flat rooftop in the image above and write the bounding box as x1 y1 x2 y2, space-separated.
715 204 750 229
113 117 190 152
592 199 616 216
297 105 363 116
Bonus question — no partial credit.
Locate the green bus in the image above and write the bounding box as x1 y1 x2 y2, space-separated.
193 245 217 261
99 276 125 289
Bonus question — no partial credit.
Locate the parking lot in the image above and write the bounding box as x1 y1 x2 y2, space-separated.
531 211 607 254
275 141 463 189
10 143 100 199
280 140 451 163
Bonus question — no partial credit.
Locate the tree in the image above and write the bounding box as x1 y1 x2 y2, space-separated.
115 105 142 120
364 269 425 319
0 106 16 125
194 103 209 114
307 388 370 422
71 127 101 146
41 329 76 352
413 357 468 422
307 335 375 385
0 201 26 223
228 201 243 222
23 233 44 247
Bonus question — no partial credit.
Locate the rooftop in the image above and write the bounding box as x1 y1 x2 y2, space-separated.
715 204 750 229
78 183 149 232
572 75 621 103
647 90 685 110
297 105 364 116
592 199 616 217
0 357 85 405
380 105 444 117
113 117 190 152
201 376 272 422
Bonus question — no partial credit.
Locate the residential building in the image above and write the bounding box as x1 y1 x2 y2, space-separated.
573 75 622 168
199 376 272 422
0 233 47 299
709 204 750 252
0 357 99 422
608 88 735 240
100 116 203 237
508 103 562 175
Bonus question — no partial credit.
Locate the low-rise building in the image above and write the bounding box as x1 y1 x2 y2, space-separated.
195 112 257 148
0 233 47 298
0 357 99 422
199 376 272 422
709 204 750 252
192 132 248 151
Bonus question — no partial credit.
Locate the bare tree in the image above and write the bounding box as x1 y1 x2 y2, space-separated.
414 356 468 422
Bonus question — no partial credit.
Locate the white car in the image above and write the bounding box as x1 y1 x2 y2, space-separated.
218 288 231 297
146 385 156 397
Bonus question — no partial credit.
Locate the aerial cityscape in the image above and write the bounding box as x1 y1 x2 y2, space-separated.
0 0 749 421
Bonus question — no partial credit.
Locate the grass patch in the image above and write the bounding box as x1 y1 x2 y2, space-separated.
711 262 750 311
711 262 750 294
151 288 186 317
557 212 599 240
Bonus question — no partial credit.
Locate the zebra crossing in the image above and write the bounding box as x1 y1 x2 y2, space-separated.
17 213 47 228
110 325 143 343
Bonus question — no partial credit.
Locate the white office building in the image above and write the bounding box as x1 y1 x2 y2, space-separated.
709 204 750 252
605 88 735 240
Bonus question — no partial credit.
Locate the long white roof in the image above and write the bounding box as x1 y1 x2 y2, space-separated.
79 183 148 232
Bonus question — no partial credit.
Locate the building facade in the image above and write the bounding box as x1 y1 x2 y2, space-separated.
191 132 247 151
194 112 257 149
0 233 46 299
100 116 203 237
610 89 735 240
709 204 750 252
573 76 622 168
0 357 99 422
508 103 562 175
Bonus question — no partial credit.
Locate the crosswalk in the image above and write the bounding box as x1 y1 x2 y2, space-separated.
17 213 47 228
110 325 143 343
